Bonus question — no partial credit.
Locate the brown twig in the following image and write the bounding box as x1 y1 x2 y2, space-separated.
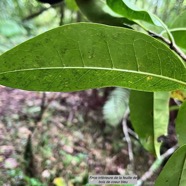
148 30 186 61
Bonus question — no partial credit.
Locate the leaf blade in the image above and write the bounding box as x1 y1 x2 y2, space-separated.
0 23 186 92
171 29 186 51
75 0 133 27
106 0 162 27
129 91 155 153
129 91 170 156
154 92 170 157
169 10 186 52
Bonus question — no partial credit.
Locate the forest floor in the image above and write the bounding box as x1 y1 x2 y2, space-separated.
0 86 160 186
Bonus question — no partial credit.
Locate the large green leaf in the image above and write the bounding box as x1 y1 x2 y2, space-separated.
129 91 155 154
155 145 186 186
0 23 186 92
154 92 170 157
176 101 186 146
129 91 170 156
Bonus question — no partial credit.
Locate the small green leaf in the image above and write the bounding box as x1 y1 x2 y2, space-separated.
130 91 170 156
106 0 162 27
75 0 133 27
129 91 155 154
170 29 186 52
176 101 186 146
106 0 174 44
103 88 129 127
0 23 186 92
155 145 186 186
154 92 170 157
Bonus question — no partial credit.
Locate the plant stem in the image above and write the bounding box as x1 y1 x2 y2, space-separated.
135 22 186 61
148 30 186 61
122 108 134 167
136 144 178 186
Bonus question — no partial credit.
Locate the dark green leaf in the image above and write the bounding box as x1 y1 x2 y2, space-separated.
75 0 133 27
155 145 186 186
129 91 155 153
0 23 186 92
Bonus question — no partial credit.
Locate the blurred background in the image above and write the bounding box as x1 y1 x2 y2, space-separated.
0 0 186 186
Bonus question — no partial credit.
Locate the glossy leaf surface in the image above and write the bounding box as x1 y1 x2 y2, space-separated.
0 23 186 92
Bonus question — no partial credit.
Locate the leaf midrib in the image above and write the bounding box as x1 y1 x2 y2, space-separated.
0 66 185 86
